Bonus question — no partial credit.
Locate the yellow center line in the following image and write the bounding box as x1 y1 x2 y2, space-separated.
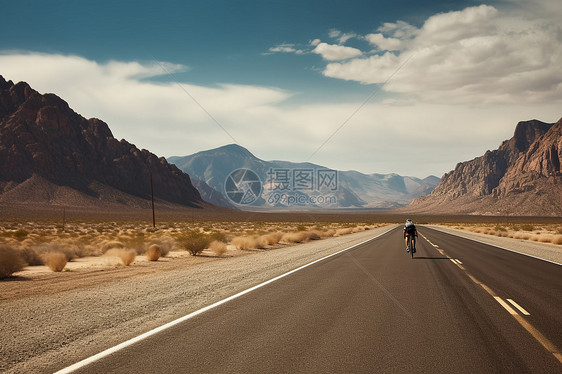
507 299 531 316
494 296 518 315
419 230 562 364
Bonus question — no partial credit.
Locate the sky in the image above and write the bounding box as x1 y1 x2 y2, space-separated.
0 0 561 177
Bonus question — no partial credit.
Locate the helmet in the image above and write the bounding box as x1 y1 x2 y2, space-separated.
405 219 413 227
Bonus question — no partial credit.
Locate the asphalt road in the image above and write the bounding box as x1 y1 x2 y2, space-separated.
61 227 562 373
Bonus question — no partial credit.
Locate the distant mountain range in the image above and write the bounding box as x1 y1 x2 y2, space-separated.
407 118 562 216
0 75 205 210
3 74 557 216
169 145 440 209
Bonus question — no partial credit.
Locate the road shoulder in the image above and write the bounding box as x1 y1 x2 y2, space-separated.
426 225 562 265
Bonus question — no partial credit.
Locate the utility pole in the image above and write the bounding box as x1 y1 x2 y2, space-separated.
150 171 156 228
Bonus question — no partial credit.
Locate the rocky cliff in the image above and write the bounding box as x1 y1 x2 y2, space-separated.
408 119 562 216
0 75 204 208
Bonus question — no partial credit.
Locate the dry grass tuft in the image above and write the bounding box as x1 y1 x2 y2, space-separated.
538 235 554 243
281 232 309 243
106 248 136 265
552 235 562 245
231 236 258 250
307 231 322 240
101 241 125 254
43 252 68 272
334 228 353 236
0 245 27 278
513 232 531 240
255 236 269 249
260 232 283 246
209 240 227 256
145 244 161 261
19 247 43 266
324 229 336 237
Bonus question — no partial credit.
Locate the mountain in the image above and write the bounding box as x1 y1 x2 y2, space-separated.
407 119 562 216
169 144 440 209
0 75 204 209
191 178 237 209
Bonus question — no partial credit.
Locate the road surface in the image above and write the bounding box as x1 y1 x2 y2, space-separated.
59 227 562 373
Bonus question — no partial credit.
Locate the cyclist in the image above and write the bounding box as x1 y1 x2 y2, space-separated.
403 219 418 253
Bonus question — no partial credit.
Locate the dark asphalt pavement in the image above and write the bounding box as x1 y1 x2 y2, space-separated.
64 227 562 373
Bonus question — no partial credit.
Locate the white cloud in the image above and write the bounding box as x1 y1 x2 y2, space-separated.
365 33 402 51
310 39 321 46
0 52 292 155
319 4 562 104
267 43 304 55
312 43 362 61
337 32 357 44
0 52 560 178
328 29 341 38
377 20 418 39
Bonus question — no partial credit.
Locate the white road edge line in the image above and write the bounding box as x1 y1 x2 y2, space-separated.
53 228 395 374
494 296 519 315
507 299 531 315
426 227 561 266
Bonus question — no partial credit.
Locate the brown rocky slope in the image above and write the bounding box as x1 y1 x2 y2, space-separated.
0 75 204 209
407 118 562 216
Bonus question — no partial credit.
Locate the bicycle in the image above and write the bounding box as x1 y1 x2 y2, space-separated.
407 235 416 259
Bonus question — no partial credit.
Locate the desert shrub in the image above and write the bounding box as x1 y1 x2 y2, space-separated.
324 229 336 237
556 227 562 235
261 232 283 245
101 240 125 254
513 232 531 240
0 245 27 278
296 225 307 232
177 232 212 256
335 228 353 236
520 224 535 231
281 232 309 243
307 231 322 240
255 236 269 249
106 248 136 265
122 234 147 254
231 236 258 250
209 240 227 256
209 231 227 242
494 225 507 232
13 229 29 241
149 237 173 257
19 247 43 266
32 242 80 261
145 244 161 261
552 235 562 245
42 252 67 272
538 235 553 243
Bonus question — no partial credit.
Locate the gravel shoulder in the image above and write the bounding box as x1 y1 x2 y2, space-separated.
1 226 393 374
426 225 562 264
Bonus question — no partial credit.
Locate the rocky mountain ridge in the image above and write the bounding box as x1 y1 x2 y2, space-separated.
0 75 204 209
408 118 562 216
